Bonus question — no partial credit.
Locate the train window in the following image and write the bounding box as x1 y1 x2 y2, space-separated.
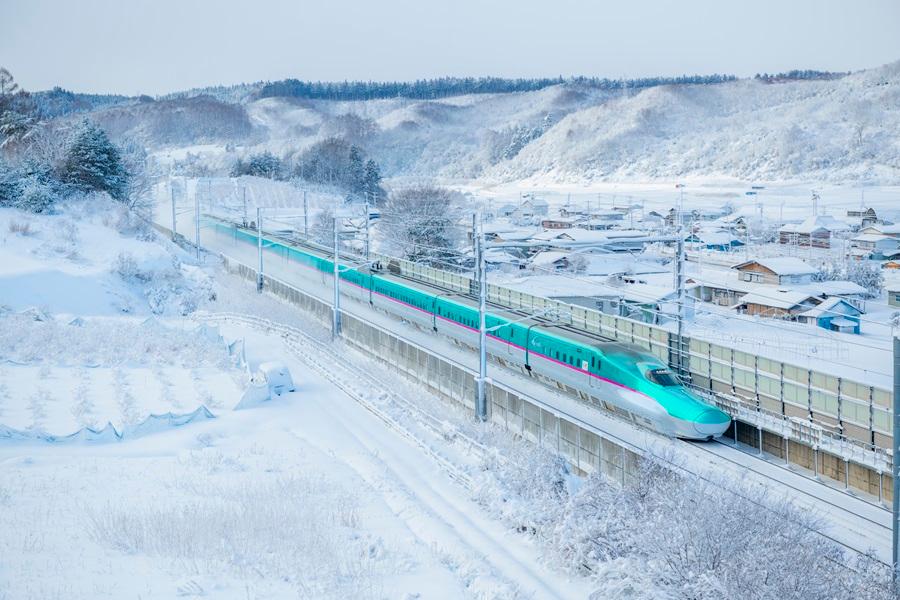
647 368 680 386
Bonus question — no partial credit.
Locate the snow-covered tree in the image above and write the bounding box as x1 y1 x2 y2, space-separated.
379 185 463 267
362 158 385 204
311 207 334 246
62 119 128 201
346 144 365 197
846 260 883 297
119 136 156 212
232 151 283 179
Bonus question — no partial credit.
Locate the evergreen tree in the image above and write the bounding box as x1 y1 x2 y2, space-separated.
363 159 384 203
62 120 128 200
347 145 365 196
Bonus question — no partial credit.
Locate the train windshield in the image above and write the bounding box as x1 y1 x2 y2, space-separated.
646 368 680 386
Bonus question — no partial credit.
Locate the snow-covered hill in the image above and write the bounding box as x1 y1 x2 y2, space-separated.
84 61 900 185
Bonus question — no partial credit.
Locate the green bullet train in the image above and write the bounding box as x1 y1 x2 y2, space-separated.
213 220 732 440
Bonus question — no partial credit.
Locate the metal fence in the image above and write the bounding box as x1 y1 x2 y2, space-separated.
370 250 893 455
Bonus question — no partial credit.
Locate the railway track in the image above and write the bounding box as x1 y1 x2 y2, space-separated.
213 220 894 533
196 312 510 489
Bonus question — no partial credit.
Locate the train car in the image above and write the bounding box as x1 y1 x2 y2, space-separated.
211 220 731 439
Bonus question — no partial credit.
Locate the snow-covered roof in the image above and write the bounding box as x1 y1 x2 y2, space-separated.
484 250 523 264
491 228 538 241
732 257 816 276
688 231 742 245
734 290 820 310
779 215 851 234
530 250 570 267
797 280 867 297
499 275 674 304
861 224 900 235
799 297 861 318
851 233 893 243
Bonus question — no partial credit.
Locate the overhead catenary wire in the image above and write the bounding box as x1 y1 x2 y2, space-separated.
206 203 894 375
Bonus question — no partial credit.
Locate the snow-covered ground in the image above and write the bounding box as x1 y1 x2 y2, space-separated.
2 197 895 598
0 201 593 598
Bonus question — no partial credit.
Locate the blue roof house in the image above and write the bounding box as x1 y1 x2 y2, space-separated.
797 297 863 334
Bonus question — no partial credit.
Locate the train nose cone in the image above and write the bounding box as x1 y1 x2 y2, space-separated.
693 409 731 438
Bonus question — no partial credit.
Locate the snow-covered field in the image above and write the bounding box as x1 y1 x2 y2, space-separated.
0 201 592 599
2 197 897 598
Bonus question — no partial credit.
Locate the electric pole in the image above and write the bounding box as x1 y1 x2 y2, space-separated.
170 183 177 241
256 207 263 293
194 187 201 261
242 187 247 227
332 213 342 339
303 190 309 239
475 213 488 421
674 183 687 377
364 198 370 261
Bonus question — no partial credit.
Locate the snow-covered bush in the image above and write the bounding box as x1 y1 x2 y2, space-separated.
15 177 58 213
7 217 33 235
0 312 235 369
112 250 217 315
474 443 896 599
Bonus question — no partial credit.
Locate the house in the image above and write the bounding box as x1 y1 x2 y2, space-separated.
577 218 618 231
889 284 900 307
530 198 549 216
732 290 821 318
797 280 868 311
778 215 851 248
540 217 576 230
529 250 574 271
684 231 745 251
732 258 816 285
559 207 586 219
849 233 900 258
513 197 549 221
686 273 754 307
846 207 879 228
796 297 863 334
665 208 699 228
496 203 518 218
881 260 900 270
857 224 900 238
484 249 526 268
528 251 667 277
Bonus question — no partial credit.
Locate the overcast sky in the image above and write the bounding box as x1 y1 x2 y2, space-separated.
3 0 899 96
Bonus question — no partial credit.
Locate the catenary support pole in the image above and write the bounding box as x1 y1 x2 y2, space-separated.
475 213 487 421
892 335 899 582
194 187 201 261
332 214 342 339
256 207 263 293
303 190 308 239
675 235 685 376
364 198 370 261
170 183 177 241
242 187 247 227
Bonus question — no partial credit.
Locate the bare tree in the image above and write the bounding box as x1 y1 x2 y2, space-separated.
378 184 464 267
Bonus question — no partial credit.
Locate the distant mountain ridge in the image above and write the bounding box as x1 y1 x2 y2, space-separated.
34 63 900 184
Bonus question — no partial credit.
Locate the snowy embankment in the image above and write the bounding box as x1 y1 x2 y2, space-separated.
1 200 896 599
0 201 589 598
